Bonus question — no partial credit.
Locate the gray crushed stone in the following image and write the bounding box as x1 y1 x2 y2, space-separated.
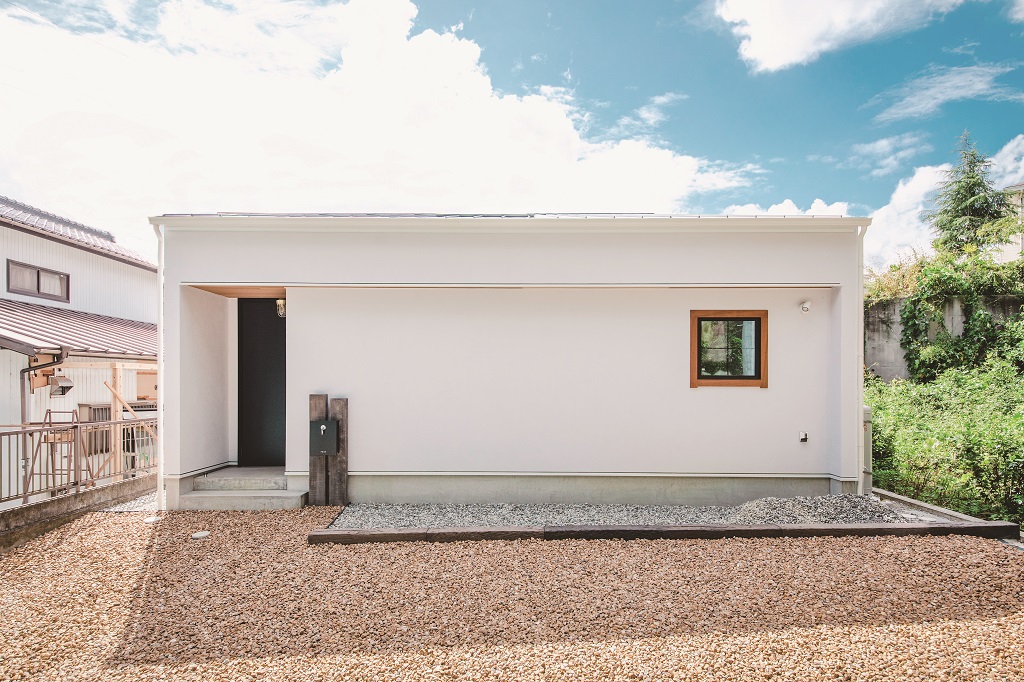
329 494 906 529
100 492 157 513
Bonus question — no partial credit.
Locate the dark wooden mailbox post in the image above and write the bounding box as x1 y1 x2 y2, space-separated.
308 393 348 506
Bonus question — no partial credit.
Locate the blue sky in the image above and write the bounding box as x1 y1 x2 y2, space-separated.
1 0 1023 266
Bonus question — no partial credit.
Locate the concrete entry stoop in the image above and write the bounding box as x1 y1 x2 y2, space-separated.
178 467 307 510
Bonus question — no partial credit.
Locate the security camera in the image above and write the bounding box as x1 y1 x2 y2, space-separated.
800 301 812 313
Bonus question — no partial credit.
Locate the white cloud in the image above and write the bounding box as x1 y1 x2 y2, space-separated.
715 0 967 73
636 92 687 126
991 134 1024 187
610 92 688 137
942 39 978 56
722 198 850 215
718 135 1021 268
1011 0 1024 22
864 165 947 268
861 134 1024 268
0 0 754 260
845 133 933 177
872 64 1024 123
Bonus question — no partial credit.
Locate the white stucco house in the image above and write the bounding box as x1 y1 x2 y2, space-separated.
152 213 870 510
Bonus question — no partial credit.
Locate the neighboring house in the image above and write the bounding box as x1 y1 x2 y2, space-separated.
994 182 1024 264
154 213 870 510
0 196 158 428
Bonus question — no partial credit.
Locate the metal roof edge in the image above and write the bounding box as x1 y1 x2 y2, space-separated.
0 299 157 358
150 213 871 234
0 333 41 356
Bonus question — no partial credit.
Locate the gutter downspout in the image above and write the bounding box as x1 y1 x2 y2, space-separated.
857 222 869 495
153 222 166 511
19 347 71 494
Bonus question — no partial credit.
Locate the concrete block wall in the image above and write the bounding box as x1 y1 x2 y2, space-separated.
865 295 1024 381
864 299 908 381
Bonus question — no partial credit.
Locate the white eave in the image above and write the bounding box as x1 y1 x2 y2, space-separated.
150 213 871 235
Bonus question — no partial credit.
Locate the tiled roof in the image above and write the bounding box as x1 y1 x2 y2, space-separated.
0 298 156 358
0 195 155 269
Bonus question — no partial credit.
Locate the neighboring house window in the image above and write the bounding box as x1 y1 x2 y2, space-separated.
7 260 70 303
690 310 768 388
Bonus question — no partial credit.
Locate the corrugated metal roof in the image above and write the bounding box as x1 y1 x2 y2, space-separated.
0 298 156 358
0 195 155 270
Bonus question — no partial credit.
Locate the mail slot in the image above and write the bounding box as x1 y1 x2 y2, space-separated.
309 419 338 456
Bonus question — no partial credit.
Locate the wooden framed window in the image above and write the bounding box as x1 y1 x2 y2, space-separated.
690 310 768 388
7 260 69 303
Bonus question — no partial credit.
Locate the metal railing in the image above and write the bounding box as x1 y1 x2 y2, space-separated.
0 418 157 506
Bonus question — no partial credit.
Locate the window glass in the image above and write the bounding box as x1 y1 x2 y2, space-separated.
38 270 67 298
699 319 759 378
7 260 70 302
9 262 36 293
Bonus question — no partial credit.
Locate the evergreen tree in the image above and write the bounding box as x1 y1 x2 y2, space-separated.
925 131 1013 254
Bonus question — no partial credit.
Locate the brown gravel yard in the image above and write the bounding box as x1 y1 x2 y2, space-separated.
2 508 1023 681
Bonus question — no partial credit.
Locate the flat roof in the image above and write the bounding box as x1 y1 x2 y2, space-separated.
152 212 870 234
155 211 855 219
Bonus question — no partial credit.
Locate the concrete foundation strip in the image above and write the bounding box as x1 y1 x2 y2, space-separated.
0 474 157 553
308 519 1020 545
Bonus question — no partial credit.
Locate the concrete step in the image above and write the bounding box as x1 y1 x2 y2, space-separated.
193 467 287 491
177 489 308 511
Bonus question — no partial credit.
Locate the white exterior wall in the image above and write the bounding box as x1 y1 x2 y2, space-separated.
286 286 833 476
158 216 867 499
1 226 157 323
0 350 21 427
163 286 233 477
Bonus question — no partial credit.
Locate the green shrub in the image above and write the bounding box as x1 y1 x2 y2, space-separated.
866 359 1024 522
895 253 1024 382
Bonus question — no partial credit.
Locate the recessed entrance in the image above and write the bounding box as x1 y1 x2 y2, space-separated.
238 298 286 466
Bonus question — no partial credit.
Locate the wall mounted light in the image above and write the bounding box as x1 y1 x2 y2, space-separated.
276 298 286 318
49 374 74 396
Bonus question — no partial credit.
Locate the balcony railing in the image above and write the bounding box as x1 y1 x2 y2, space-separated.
0 418 157 506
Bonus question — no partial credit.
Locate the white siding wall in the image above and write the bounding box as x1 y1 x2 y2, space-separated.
0 349 153 425
0 350 20 427
1 226 157 323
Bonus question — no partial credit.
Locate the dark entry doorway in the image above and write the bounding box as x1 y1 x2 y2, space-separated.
238 298 286 466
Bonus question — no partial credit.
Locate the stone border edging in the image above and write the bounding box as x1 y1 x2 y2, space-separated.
308 519 1019 545
872 487 995 523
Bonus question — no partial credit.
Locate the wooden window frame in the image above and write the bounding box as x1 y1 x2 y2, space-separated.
690 310 768 388
6 259 70 303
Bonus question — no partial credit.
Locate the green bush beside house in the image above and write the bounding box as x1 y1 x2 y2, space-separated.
866 360 1024 522
864 132 1024 523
